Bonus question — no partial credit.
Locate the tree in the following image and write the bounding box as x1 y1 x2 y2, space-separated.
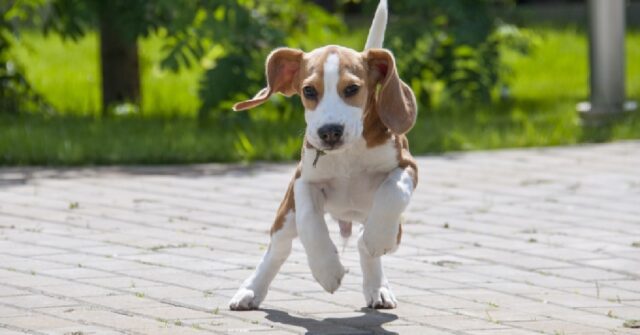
312 0 337 12
96 1 141 114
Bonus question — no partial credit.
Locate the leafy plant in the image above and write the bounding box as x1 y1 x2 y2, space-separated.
160 0 344 121
0 0 49 114
377 0 533 107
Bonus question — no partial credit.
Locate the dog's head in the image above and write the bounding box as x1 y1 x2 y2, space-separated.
233 45 416 152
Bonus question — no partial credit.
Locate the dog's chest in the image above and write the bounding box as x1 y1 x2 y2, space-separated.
301 138 398 222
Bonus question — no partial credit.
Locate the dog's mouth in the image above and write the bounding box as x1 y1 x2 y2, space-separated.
320 142 344 152
307 137 345 153
309 140 346 167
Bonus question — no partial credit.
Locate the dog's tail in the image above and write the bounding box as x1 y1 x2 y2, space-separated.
364 0 388 50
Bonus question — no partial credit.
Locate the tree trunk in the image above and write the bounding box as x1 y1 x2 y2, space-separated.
98 5 140 116
312 0 336 12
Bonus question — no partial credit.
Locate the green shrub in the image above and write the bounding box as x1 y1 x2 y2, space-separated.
379 0 533 107
180 1 344 121
0 1 48 114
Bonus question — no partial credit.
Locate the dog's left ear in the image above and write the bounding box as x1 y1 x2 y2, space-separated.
233 48 304 111
364 49 417 135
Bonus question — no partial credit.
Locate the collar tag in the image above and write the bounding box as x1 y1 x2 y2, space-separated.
312 150 326 168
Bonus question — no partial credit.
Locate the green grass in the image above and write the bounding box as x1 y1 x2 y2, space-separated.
2 27 640 165
11 33 101 115
0 115 305 164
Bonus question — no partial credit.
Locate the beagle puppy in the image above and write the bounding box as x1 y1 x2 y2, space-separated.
229 0 417 310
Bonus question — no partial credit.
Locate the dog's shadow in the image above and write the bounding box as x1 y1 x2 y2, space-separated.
262 307 399 334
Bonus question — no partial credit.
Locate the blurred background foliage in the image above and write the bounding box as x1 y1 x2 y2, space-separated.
379 0 532 106
1 0 639 165
2 0 528 116
1 0 49 115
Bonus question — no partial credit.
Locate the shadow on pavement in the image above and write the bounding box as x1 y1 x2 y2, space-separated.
262 308 399 335
0 162 295 189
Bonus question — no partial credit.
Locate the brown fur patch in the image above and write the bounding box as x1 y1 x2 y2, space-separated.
233 48 304 111
362 91 392 148
396 223 403 245
270 165 302 235
395 135 418 188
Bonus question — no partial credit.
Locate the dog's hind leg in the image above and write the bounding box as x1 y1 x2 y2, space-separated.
229 210 297 310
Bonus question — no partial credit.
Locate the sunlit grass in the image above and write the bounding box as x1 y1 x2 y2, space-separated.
0 115 305 164
504 27 589 101
11 33 101 114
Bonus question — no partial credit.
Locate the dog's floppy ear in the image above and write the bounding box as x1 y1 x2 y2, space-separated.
233 48 304 111
365 49 417 135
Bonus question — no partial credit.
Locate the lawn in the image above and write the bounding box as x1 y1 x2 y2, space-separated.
1 26 639 165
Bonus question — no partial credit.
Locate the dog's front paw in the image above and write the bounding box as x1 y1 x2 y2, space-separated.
362 230 398 257
229 288 261 311
309 254 346 293
365 285 397 309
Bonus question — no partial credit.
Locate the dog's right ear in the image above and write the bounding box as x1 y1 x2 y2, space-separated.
364 48 417 135
233 48 304 111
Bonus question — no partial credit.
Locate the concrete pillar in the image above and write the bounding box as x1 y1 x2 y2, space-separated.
579 0 636 122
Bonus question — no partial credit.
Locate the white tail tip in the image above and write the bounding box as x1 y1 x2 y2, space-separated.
364 0 388 50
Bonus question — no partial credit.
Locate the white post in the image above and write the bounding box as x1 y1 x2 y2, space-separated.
579 0 636 122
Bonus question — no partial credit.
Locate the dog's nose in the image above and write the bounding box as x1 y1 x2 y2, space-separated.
317 124 344 147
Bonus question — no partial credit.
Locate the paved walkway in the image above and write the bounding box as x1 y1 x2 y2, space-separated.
0 142 639 335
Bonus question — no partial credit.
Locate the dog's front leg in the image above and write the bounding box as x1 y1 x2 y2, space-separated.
357 167 413 309
360 167 414 257
358 235 397 309
294 180 346 293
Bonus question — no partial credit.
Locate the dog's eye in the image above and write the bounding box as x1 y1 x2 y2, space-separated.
303 86 318 100
344 84 360 97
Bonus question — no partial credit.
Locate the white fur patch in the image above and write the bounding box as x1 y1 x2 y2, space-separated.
302 137 398 223
324 53 340 91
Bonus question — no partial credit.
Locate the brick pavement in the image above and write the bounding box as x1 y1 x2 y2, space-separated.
0 141 639 334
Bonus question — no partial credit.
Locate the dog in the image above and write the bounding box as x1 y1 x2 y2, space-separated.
229 0 417 310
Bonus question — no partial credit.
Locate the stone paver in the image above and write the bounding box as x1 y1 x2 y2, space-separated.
1 141 640 334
